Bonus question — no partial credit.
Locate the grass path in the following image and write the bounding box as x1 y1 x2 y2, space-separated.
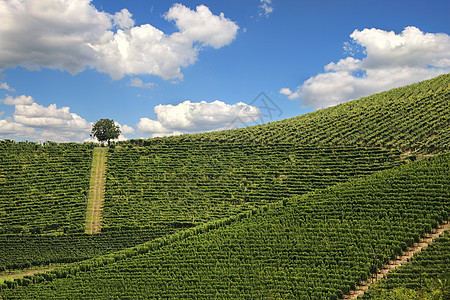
0 264 67 284
0 269 54 284
85 147 107 234
343 221 450 299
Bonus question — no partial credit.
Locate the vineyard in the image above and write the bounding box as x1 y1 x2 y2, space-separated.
0 229 180 271
103 144 402 232
362 231 450 299
0 74 449 299
0 141 93 234
1 152 448 299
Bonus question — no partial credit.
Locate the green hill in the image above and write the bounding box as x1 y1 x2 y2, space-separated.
2 152 448 299
0 143 402 270
137 73 450 154
0 74 449 299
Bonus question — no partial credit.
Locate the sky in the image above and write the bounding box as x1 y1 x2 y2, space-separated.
0 0 449 142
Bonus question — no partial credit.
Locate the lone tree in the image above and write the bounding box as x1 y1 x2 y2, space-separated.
91 119 121 146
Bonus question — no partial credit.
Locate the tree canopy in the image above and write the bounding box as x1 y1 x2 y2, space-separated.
91 119 121 145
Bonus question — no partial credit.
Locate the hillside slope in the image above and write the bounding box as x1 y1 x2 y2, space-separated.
2 153 448 299
0 144 402 270
1 75 449 299
135 74 450 153
102 144 402 232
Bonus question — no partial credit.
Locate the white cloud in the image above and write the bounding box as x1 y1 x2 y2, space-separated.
114 121 135 135
165 4 239 49
0 82 15 92
0 1 239 80
2 95 34 105
151 131 183 138
120 124 135 135
279 87 292 96
1 93 136 142
0 117 36 137
0 0 110 74
128 78 155 89
84 133 130 144
280 26 450 108
112 9 134 29
278 87 299 100
259 0 273 17
137 100 261 136
12 101 93 143
0 94 92 142
137 118 171 134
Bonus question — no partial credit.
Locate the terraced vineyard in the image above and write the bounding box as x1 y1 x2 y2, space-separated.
0 141 93 234
1 74 449 299
2 153 448 299
103 144 402 231
362 231 450 299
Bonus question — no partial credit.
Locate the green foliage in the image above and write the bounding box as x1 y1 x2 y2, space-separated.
91 119 120 145
102 143 402 231
0 229 180 270
2 153 448 299
0 140 93 234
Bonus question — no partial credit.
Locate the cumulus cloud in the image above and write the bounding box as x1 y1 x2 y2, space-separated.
278 87 299 100
166 4 239 49
137 118 172 135
0 1 239 80
1 93 136 142
112 9 134 29
2 95 34 105
0 117 36 137
280 26 450 108
85 133 130 144
12 101 92 141
137 100 261 137
128 78 155 89
151 131 183 138
0 82 15 92
0 93 89 141
259 0 273 17
114 121 135 135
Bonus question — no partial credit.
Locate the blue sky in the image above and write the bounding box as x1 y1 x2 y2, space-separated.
0 0 449 142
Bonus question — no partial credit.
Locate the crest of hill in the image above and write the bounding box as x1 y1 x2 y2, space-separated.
133 74 450 154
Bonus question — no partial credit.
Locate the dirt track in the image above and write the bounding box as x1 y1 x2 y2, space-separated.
343 221 450 299
85 147 107 234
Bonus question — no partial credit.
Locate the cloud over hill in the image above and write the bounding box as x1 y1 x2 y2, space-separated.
137 100 261 137
0 94 135 142
281 26 450 108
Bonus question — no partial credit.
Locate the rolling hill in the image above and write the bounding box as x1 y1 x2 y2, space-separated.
0 74 449 299
137 73 450 154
